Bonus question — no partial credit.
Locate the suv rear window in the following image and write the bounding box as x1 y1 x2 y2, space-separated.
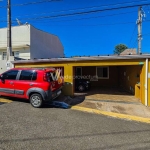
46 72 56 82
19 70 37 81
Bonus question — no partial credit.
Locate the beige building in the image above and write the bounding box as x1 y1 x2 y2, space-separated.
0 24 64 60
120 49 137 55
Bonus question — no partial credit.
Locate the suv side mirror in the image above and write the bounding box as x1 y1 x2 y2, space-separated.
0 75 5 82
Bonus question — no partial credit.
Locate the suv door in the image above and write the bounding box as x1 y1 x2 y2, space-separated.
0 70 19 97
15 70 37 98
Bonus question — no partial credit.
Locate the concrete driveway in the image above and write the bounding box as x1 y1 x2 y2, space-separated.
76 87 140 102
71 87 150 118
0 101 150 150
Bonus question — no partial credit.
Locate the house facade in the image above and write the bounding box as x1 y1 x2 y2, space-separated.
0 24 64 60
13 55 150 107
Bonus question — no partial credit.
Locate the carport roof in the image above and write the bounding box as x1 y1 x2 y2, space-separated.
12 54 150 64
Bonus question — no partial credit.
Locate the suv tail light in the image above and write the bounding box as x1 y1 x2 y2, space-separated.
43 72 48 81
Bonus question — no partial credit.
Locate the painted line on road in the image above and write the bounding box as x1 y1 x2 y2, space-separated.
0 98 12 103
71 106 150 124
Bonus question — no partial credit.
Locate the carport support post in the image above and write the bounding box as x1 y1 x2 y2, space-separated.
145 59 148 106
62 64 74 96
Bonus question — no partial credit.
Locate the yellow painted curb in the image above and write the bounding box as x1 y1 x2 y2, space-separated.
71 106 150 124
0 98 12 103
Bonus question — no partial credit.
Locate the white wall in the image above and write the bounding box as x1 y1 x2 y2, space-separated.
30 26 64 59
0 50 3 60
0 56 14 74
16 48 30 59
0 25 30 48
19 49 30 59
0 60 7 74
0 25 64 60
0 48 30 60
0 25 31 60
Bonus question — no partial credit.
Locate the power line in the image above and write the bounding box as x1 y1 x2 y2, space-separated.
0 20 137 28
143 33 150 36
0 1 150 23
11 11 137 24
10 19 150 28
0 1 150 22
0 0 146 22
133 39 138 48
0 0 147 9
1 14 150 26
25 18 150 27
128 24 137 47
0 0 61 8
129 36 138 48
10 2 150 22
3 0 149 14
13 0 61 6
32 21 136 26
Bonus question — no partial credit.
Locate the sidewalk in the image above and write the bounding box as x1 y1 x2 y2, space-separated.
76 98 150 118
56 93 150 123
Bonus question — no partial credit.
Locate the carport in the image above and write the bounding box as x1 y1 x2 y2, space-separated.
12 55 150 106
74 65 142 103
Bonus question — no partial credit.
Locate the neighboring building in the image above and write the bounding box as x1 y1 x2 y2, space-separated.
120 48 137 55
0 24 64 60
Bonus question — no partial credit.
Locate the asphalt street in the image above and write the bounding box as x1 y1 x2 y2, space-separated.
0 101 150 150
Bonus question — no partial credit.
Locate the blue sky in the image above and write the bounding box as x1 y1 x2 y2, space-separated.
0 0 150 57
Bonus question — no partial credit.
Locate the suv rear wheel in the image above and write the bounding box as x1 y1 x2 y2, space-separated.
30 93 43 108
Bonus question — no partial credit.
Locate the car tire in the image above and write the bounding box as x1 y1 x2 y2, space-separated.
78 85 85 92
30 93 43 108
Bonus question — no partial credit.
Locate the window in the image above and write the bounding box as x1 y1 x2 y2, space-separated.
14 51 19 58
2 70 19 80
2 52 6 60
96 67 109 79
76 67 82 76
19 70 37 81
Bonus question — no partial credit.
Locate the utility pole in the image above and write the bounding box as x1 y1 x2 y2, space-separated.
137 6 142 54
7 0 12 62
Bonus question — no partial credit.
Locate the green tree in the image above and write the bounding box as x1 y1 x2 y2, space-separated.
114 44 128 54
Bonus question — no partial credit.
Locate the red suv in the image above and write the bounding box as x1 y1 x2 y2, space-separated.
0 68 63 108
